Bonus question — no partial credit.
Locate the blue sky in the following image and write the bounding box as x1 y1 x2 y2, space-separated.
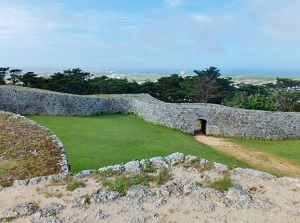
1 0 300 74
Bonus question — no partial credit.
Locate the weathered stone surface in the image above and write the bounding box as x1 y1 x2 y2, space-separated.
0 202 38 219
294 203 300 209
13 179 30 186
99 164 125 172
226 184 252 208
253 197 276 209
124 161 142 174
149 156 169 168
126 185 151 204
183 183 196 194
125 215 152 223
1 86 299 140
76 169 96 178
214 162 229 171
14 176 50 186
47 172 70 181
185 155 197 162
92 188 119 204
94 210 110 221
157 181 183 198
234 168 275 179
40 203 65 217
139 159 150 169
2 153 300 222
28 176 48 185
194 186 224 201
72 196 89 208
165 152 185 165
200 158 209 164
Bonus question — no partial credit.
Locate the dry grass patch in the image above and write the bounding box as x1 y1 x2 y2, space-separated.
183 158 215 173
0 113 64 187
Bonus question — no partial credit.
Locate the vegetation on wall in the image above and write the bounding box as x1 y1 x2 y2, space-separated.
1 66 299 112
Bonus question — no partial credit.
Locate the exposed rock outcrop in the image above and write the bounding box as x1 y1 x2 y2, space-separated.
1 153 300 223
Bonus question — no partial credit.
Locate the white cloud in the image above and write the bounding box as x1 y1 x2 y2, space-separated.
244 0 300 44
165 0 183 7
192 14 213 24
1 0 300 69
0 1 130 49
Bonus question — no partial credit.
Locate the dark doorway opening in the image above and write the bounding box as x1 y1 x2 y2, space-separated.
194 119 207 135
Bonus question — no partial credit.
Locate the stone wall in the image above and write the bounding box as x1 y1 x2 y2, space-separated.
0 85 299 140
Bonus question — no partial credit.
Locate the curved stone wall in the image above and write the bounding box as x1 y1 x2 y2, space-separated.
0 85 299 140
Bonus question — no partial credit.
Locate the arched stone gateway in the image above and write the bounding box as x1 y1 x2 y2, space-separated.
0 86 299 140
194 119 207 135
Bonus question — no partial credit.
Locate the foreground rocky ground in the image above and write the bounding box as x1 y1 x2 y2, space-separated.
1 153 300 223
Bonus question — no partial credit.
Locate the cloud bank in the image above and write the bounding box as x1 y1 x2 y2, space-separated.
0 0 300 71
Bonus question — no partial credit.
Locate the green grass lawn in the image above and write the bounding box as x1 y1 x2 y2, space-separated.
28 114 248 172
228 138 300 165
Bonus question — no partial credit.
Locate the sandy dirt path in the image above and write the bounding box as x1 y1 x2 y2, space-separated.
195 135 300 178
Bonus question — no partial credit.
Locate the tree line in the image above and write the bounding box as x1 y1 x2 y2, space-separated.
1 66 299 112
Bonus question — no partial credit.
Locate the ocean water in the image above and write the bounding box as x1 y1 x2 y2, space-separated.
106 68 300 77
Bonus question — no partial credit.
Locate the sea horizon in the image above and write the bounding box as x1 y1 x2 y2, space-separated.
12 66 300 77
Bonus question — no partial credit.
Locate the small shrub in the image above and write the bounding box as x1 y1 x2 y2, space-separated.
191 157 200 163
151 191 157 197
48 175 73 186
50 210 56 217
172 161 179 166
100 167 171 196
5 216 14 222
195 181 203 187
183 159 214 173
42 188 63 198
96 168 122 178
207 174 233 192
198 162 215 172
32 202 40 210
249 186 257 194
113 177 130 196
92 111 105 116
228 164 237 170
93 169 122 182
168 208 174 213
5 113 13 118
54 192 63 198
84 194 91 204
0 179 14 188
66 179 86 191
155 168 171 186
142 161 157 173
103 174 153 196
143 166 157 173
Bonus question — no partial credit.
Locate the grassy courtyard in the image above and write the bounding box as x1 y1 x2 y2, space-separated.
228 138 300 166
29 114 248 172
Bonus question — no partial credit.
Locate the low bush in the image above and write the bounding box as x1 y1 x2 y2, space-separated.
155 167 171 186
103 174 154 196
66 179 86 191
207 174 233 192
101 167 172 196
142 160 157 173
